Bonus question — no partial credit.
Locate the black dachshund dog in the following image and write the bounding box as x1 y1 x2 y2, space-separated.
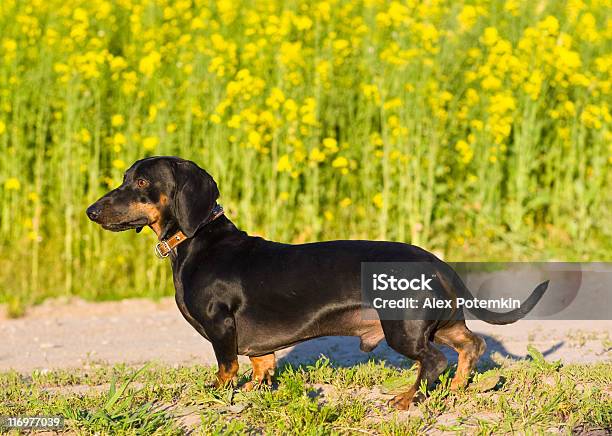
87 156 547 409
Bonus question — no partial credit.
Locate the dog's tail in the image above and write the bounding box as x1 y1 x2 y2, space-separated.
445 270 549 325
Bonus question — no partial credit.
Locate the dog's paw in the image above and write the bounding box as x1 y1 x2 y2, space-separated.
389 389 425 410
450 378 468 391
241 381 257 392
242 375 273 391
389 392 415 410
211 377 238 390
389 395 411 410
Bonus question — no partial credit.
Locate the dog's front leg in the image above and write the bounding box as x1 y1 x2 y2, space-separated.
201 307 239 388
212 346 239 388
214 357 239 388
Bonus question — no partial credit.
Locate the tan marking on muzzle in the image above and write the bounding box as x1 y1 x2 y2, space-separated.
128 202 163 236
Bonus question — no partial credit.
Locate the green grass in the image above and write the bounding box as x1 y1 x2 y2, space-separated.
0 0 610 309
1 355 610 434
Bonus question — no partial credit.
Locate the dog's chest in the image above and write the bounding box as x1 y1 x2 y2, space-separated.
173 282 211 341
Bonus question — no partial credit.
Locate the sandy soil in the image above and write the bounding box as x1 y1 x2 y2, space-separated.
0 297 610 372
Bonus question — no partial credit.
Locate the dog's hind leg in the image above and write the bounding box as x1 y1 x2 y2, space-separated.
434 321 486 390
382 320 448 410
242 353 276 391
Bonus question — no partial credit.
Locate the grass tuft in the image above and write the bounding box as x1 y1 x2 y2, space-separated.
1 355 610 434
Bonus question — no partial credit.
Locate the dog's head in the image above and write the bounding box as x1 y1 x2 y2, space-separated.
86 156 219 238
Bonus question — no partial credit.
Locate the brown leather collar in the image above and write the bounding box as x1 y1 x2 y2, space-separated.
155 204 225 258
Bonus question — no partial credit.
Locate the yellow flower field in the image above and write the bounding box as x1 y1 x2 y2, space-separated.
0 0 610 306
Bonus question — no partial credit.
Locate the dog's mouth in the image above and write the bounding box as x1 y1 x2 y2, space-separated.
101 219 148 232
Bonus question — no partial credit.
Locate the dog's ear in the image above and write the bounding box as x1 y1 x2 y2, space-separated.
172 160 219 237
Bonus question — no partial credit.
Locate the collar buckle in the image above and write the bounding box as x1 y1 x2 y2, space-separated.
155 240 172 258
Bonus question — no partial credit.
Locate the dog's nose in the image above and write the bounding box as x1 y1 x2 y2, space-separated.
86 204 101 221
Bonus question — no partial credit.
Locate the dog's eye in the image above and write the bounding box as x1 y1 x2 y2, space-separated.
136 179 149 188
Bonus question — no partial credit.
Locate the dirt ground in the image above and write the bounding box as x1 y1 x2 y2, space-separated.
0 297 610 372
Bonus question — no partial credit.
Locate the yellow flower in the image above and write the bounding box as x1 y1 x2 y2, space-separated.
28 192 39 202
468 48 482 59
370 132 384 146
455 140 474 164
4 177 20 191
557 127 570 141
293 15 313 31
283 99 298 121
372 193 383 209
470 120 484 131
139 51 162 77
539 15 559 36
121 71 137 95
109 56 127 72
301 111 317 126
276 154 292 172
113 132 126 148
2 38 17 53
322 137 338 152
166 123 177 133
340 198 352 208
112 159 126 169
227 115 241 129
80 128 91 143
279 191 290 201
0 120 6 135
143 136 159 151
73 7 88 22
324 210 334 221
504 0 520 16
309 147 326 163
248 131 261 147
465 88 479 106
458 5 478 32
489 92 516 114
481 75 501 90
147 104 158 122
564 101 576 116
383 98 402 111
580 104 603 129
333 39 349 51
111 114 125 127
332 156 348 168
481 27 499 46
294 148 306 163
279 41 303 66
524 67 543 98
361 84 381 104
